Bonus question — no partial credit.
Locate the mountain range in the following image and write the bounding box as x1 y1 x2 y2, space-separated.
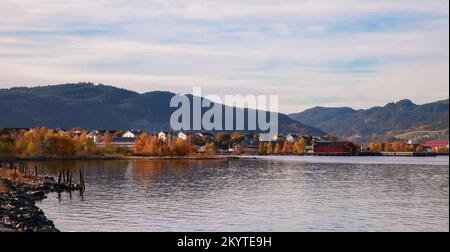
289 99 449 142
1 83 448 142
0 83 324 135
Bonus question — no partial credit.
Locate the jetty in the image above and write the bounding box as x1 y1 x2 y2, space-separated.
0 160 86 232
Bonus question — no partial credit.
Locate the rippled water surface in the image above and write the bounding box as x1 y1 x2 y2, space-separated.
35 157 449 232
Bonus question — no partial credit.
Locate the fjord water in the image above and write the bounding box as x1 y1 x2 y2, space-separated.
35 157 449 232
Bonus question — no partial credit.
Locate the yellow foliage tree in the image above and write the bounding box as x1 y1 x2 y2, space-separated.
266 142 273 155
293 138 306 155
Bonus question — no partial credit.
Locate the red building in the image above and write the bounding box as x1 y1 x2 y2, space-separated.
313 141 358 155
424 140 449 152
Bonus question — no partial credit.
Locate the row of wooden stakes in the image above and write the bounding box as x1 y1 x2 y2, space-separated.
57 169 86 192
0 160 38 180
0 160 86 193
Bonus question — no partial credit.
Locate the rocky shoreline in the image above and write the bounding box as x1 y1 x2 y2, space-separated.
0 176 60 232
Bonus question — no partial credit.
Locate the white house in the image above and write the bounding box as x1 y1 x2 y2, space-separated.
87 130 101 143
286 134 300 142
158 131 167 142
122 130 136 138
178 131 187 141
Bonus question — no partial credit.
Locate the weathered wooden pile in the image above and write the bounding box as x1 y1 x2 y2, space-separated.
0 160 86 194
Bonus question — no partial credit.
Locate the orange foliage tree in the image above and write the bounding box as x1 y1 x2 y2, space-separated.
103 131 112 147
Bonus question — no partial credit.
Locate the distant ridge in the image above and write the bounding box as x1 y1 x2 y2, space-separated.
0 82 324 135
289 99 449 142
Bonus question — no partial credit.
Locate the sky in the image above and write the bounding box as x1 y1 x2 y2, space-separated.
0 0 448 113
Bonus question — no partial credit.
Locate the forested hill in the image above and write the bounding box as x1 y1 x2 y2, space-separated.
0 83 324 135
289 99 449 142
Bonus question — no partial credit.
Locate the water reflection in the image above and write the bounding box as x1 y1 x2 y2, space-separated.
34 158 449 232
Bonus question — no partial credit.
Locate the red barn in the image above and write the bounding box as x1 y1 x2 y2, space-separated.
424 140 448 152
313 141 358 155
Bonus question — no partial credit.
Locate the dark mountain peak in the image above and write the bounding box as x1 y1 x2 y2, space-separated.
142 90 176 99
289 99 449 142
394 99 415 107
2 82 139 99
322 106 354 112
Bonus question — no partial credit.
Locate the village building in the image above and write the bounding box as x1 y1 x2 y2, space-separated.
196 132 216 142
122 130 136 138
177 131 187 141
109 137 137 148
243 133 259 149
424 140 449 152
68 128 83 137
121 130 143 138
286 134 300 142
87 130 99 139
158 131 167 142
87 130 102 143
313 141 358 155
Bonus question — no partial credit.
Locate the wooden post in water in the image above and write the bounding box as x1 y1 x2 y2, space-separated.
79 169 85 192
35 166 38 177
79 169 83 190
69 171 73 191
58 170 62 185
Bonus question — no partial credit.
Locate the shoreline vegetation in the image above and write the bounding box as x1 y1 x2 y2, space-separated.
0 152 448 163
0 127 448 161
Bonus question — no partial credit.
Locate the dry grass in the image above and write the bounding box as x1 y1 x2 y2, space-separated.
0 168 41 188
0 181 8 194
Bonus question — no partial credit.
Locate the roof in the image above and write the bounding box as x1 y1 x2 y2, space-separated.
425 140 448 148
111 137 137 143
200 131 215 137
314 141 354 147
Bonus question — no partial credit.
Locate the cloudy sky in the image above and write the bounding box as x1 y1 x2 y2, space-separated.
0 0 448 113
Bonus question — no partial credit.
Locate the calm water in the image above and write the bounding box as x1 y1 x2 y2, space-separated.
34 156 449 232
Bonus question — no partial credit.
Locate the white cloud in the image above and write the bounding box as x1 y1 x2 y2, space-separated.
0 0 448 113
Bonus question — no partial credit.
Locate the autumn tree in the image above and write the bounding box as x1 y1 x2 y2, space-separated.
147 136 161 156
369 143 376 153
103 131 112 147
231 132 245 145
392 142 401 152
266 142 273 155
173 139 190 156
74 132 97 155
56 133 76 156
134 133 161 156
0 137 14 156
282 141 293 155
293 137 306 155
205 142 217 156
383 142 392 152
216 133 231 150
258 143 266 155
415 145 424 153
274 143 281 155
134 132 150 154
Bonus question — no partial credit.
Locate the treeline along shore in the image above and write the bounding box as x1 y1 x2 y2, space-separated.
1 127 448 159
